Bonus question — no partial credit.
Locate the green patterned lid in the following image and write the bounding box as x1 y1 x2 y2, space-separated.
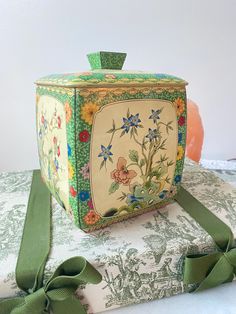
36 51 188 87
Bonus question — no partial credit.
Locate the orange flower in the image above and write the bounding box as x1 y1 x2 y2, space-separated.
81 103 100 125
64 102 72 123
84 210 100 225
111 157 137 186
175 98 185 116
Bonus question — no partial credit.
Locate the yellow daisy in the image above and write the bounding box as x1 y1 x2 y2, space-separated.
175 98 185 116
81 103 100 125
64 102 72 123
68 161 74 179
177 145 184 160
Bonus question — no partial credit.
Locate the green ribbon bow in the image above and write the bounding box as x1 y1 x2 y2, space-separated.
175 186 236 292
0 170 102 314
0 257 102 314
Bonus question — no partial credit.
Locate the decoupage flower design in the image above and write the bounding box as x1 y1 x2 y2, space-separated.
97 107 178 215
120 111 143 136
145 128 160 142
111 157 137 186
177 145 184 160
81 102 100 125
84 210 100 225
67 144 72 156
80 162 90 180
87 199 94 209
79 190 90 201
105 74 116 79
178 116 185 126
98 145 113 162
79 130 90 142
174 175 182 184
64 102 72 123
174 97 185 116
178 132 182 143
68 161 74 179
70 186 77 197
149 109 162 123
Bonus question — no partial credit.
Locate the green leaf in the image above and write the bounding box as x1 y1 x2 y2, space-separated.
129 150 139 162
117 192 127 201
109 182 120 194
120 130 126 137
130 128 134 138
107 129 114 134
167 160 174 167
140 158 146 167
100 160 105 170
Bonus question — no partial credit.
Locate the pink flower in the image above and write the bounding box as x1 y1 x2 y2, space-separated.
57 146 60 157
105 74 116 79
80 162 89 180
111 157 137 186
57 116 61 128
87 199 94 209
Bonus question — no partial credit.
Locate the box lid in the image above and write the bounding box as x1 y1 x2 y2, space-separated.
36 51 188 88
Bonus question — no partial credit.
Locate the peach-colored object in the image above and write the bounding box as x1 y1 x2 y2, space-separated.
186 99 204 162
111 157 137 186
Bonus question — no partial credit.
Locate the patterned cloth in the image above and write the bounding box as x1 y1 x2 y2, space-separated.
0 159 236 313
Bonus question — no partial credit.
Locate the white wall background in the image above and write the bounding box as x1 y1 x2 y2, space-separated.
0 0 235 171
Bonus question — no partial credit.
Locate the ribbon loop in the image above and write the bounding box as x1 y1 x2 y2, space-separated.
0 170 102 314
175 186 236 292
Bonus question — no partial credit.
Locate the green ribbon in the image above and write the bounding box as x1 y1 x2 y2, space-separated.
175 185 236 292
0 170 102 314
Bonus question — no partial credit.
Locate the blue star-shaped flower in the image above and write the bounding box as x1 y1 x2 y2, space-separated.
121 117 132 133
149 109 162 123
145 128 160 141
130 113 141 127
127 194 144 205
98 145 113 161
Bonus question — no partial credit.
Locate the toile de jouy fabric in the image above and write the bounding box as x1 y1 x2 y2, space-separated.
0 159 236 313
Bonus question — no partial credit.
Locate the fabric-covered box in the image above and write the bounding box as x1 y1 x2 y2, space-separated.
36 51 187 231
1 159 236 313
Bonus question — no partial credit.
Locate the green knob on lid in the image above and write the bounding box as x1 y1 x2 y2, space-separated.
87 51 126 70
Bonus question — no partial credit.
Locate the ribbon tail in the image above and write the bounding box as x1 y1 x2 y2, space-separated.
50 296 87 314
195 255 234 292
184 252 222 285
0 297 24 314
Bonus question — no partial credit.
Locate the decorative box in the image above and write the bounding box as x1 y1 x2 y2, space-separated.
36 51 188 231
1 160 236 313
